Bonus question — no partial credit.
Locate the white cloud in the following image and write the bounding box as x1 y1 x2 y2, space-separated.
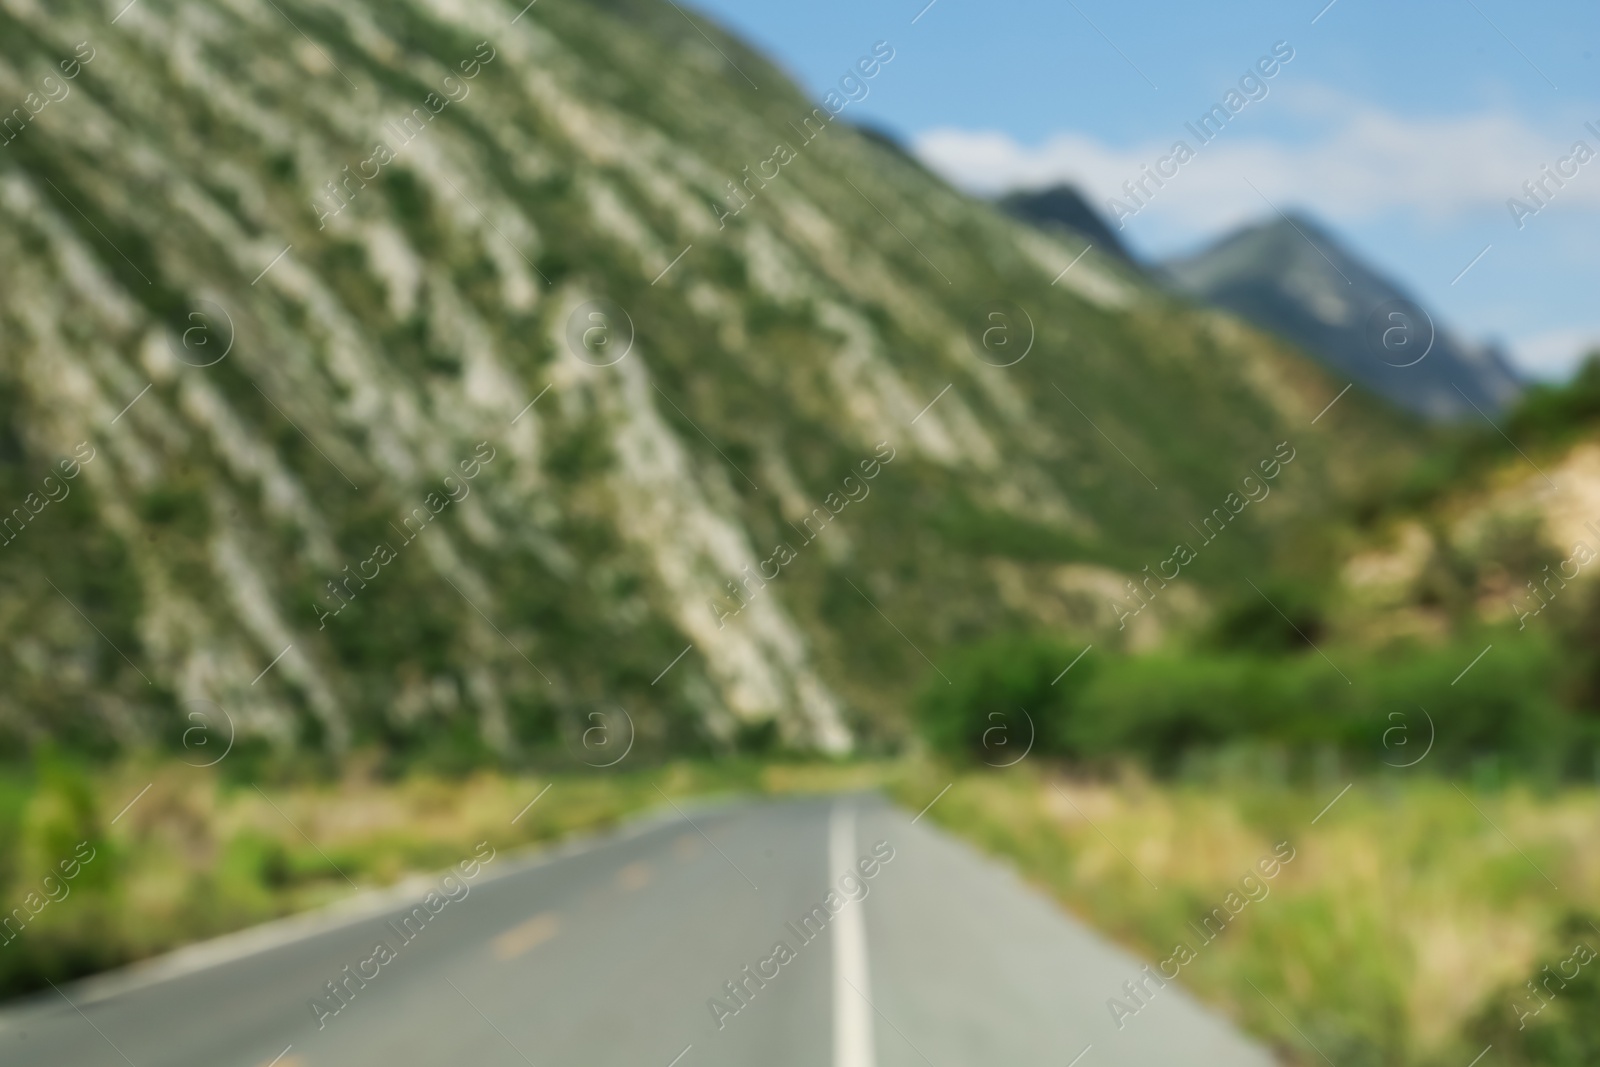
911 89 1600 239
1512 328 1600 381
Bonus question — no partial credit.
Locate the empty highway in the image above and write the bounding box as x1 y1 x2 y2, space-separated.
0 795 1273 1067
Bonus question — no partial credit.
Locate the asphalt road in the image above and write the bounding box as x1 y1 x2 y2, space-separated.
0 795 1274 1067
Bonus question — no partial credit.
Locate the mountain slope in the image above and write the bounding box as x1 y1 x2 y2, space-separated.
997 183 1136 265
1161 214 1521 420
0 0 1412 760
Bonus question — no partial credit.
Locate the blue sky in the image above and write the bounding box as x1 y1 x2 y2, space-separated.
687 0 1600 379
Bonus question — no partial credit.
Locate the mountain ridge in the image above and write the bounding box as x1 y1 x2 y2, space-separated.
997 184 1136 265
1161 211 1523 420
0 0 1412 760
990 181 1523 421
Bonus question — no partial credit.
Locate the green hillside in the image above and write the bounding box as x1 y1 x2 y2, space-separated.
0 0 1415 764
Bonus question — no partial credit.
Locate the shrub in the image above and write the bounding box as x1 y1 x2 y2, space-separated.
914 634 1094 761
917 630 1590 777
1508 352 1600 448
1203 582 1329 655
1067 654 1286 769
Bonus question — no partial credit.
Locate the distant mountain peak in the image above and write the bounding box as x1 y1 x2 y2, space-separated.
1161 212 1522 420
997 184 1136 265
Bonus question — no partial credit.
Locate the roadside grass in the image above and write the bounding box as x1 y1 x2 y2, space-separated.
0 755 882 1000
890 761 1600 1067
2 754 1595 1066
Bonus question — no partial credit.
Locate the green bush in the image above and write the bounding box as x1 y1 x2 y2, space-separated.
1068 654 1308 769
1509 352 1600 449
0 755 117 997
1362 639 1571 774
1203 581 1330 655
914 634 1095 761
916 630 1590 777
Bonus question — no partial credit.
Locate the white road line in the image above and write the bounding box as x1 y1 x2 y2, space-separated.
831 805 876 1067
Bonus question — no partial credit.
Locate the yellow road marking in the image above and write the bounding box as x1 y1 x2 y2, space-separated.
493 912 560 960
616 860 653 891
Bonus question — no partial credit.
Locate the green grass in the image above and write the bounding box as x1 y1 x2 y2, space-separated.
890 761 1600 1067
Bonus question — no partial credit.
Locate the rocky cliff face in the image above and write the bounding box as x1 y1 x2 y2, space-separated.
0 0 1407 760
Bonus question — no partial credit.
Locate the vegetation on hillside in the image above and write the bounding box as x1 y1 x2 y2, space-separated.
919 364 1600 791
0 0 1417 763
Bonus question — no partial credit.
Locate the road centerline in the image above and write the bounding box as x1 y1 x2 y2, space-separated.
831 805 876 1067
